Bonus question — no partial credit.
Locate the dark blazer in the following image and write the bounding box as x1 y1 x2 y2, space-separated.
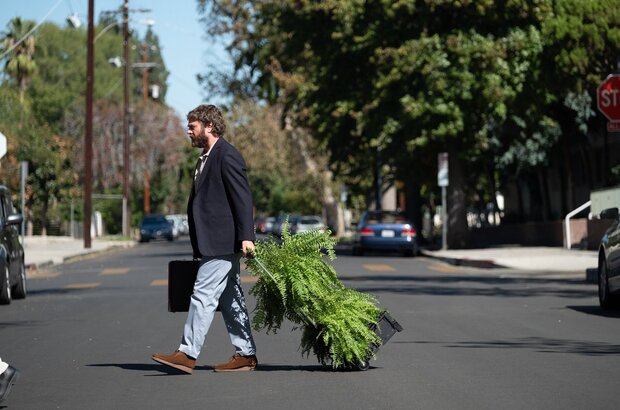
188 138 255 257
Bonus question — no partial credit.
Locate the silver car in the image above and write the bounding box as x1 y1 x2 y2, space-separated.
291 215 326 234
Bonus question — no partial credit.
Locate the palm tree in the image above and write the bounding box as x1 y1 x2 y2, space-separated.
0 17 37 104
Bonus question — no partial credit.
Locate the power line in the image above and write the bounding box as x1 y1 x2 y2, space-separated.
0 0 64 60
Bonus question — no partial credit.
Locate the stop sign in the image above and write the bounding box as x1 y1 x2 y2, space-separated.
597 74 620 121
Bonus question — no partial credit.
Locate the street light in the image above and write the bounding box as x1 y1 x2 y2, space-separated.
66 13 81 29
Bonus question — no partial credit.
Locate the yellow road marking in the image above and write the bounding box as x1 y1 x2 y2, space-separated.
151 279 168 286
100 268 129 275
64 282 100 289
29 271 61 279
241 276 258 283
363 264 396 272
428 263 462 273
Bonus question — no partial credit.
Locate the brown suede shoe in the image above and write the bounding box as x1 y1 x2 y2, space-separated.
213 353 257 372
152 350 196 374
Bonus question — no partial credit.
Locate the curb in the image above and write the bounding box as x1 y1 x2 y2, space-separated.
420 250 502 269
25 242 136 272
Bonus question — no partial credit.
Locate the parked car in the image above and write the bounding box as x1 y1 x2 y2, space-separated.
291 215 326 234
0 186 26 305
352 210 418 257
264 216 275 234
139 215 174 242
165 216 181 239
166 214 189 236
255 216 275 234
271 214 300 237
598 207 620 309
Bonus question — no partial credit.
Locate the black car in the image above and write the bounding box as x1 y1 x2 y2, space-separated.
598 207 620 309
139 215 175 242
0 186 26 305
353 210 418 257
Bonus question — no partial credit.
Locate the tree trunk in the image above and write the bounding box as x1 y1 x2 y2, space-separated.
447 151 468 248
537 169 550 221
284 117 345 236
403 176 422 242
516 176 524 221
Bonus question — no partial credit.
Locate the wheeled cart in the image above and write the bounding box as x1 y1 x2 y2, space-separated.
351 310 403 370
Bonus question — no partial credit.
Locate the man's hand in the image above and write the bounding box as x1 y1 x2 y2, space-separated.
241 240 255 258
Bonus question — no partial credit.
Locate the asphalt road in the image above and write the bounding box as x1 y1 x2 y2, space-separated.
1 237 619 410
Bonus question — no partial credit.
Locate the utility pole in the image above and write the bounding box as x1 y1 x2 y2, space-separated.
144 169 150 214
142 42 149 104
122 0 130 237
142 42 150 214
84 0 94 248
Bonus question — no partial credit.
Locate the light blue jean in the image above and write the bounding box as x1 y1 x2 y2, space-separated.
178 253 256 359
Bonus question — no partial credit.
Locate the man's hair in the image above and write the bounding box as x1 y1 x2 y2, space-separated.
187 104 226 137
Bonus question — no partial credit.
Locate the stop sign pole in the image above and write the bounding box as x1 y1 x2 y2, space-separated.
597 74 620 131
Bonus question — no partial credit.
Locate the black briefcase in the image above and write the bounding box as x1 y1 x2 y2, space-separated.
168 260 200 312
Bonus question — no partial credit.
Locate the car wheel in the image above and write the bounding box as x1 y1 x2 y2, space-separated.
352 246 364 256
0 264 11 305
598 256 619 309
12 260 27 299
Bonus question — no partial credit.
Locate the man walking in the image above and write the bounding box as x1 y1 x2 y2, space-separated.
152 104 257 373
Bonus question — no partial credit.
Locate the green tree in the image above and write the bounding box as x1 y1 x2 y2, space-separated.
198 0 620 245
0 17 37 104
198 0 549 245
1 18 187 235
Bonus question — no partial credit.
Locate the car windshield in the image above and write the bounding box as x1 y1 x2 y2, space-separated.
365 212 408 224
143 216 167 224
300 217 320 224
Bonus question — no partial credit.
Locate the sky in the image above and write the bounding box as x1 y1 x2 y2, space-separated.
0 0 230 120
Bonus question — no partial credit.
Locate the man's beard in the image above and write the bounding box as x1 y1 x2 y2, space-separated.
191 135 207 148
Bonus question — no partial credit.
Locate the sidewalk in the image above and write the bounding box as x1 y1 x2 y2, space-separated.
422 246 598 276
23 236 136 270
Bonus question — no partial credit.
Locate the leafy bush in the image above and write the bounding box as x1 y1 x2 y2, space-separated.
246 222 382 368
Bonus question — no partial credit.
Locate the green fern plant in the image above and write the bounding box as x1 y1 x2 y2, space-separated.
247 220 382 368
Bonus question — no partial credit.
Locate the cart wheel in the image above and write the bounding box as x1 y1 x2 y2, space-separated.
356 360 370 371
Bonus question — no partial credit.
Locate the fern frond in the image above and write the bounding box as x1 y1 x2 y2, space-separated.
247 223 382 369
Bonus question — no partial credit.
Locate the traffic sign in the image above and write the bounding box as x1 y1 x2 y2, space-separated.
608 121 620 133
0 131 7 159
438 152 449 187
597 74 620 121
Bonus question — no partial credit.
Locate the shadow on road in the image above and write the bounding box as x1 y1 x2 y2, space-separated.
437 336 620 356
87 363 198 376
87 362 333 373
0 320 44 330
566 305 620 318
339 274 594 299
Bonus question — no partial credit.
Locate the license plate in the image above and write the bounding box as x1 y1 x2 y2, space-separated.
381 230 395 237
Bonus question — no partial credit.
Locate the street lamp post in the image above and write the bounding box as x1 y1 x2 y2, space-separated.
84 0 94 248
